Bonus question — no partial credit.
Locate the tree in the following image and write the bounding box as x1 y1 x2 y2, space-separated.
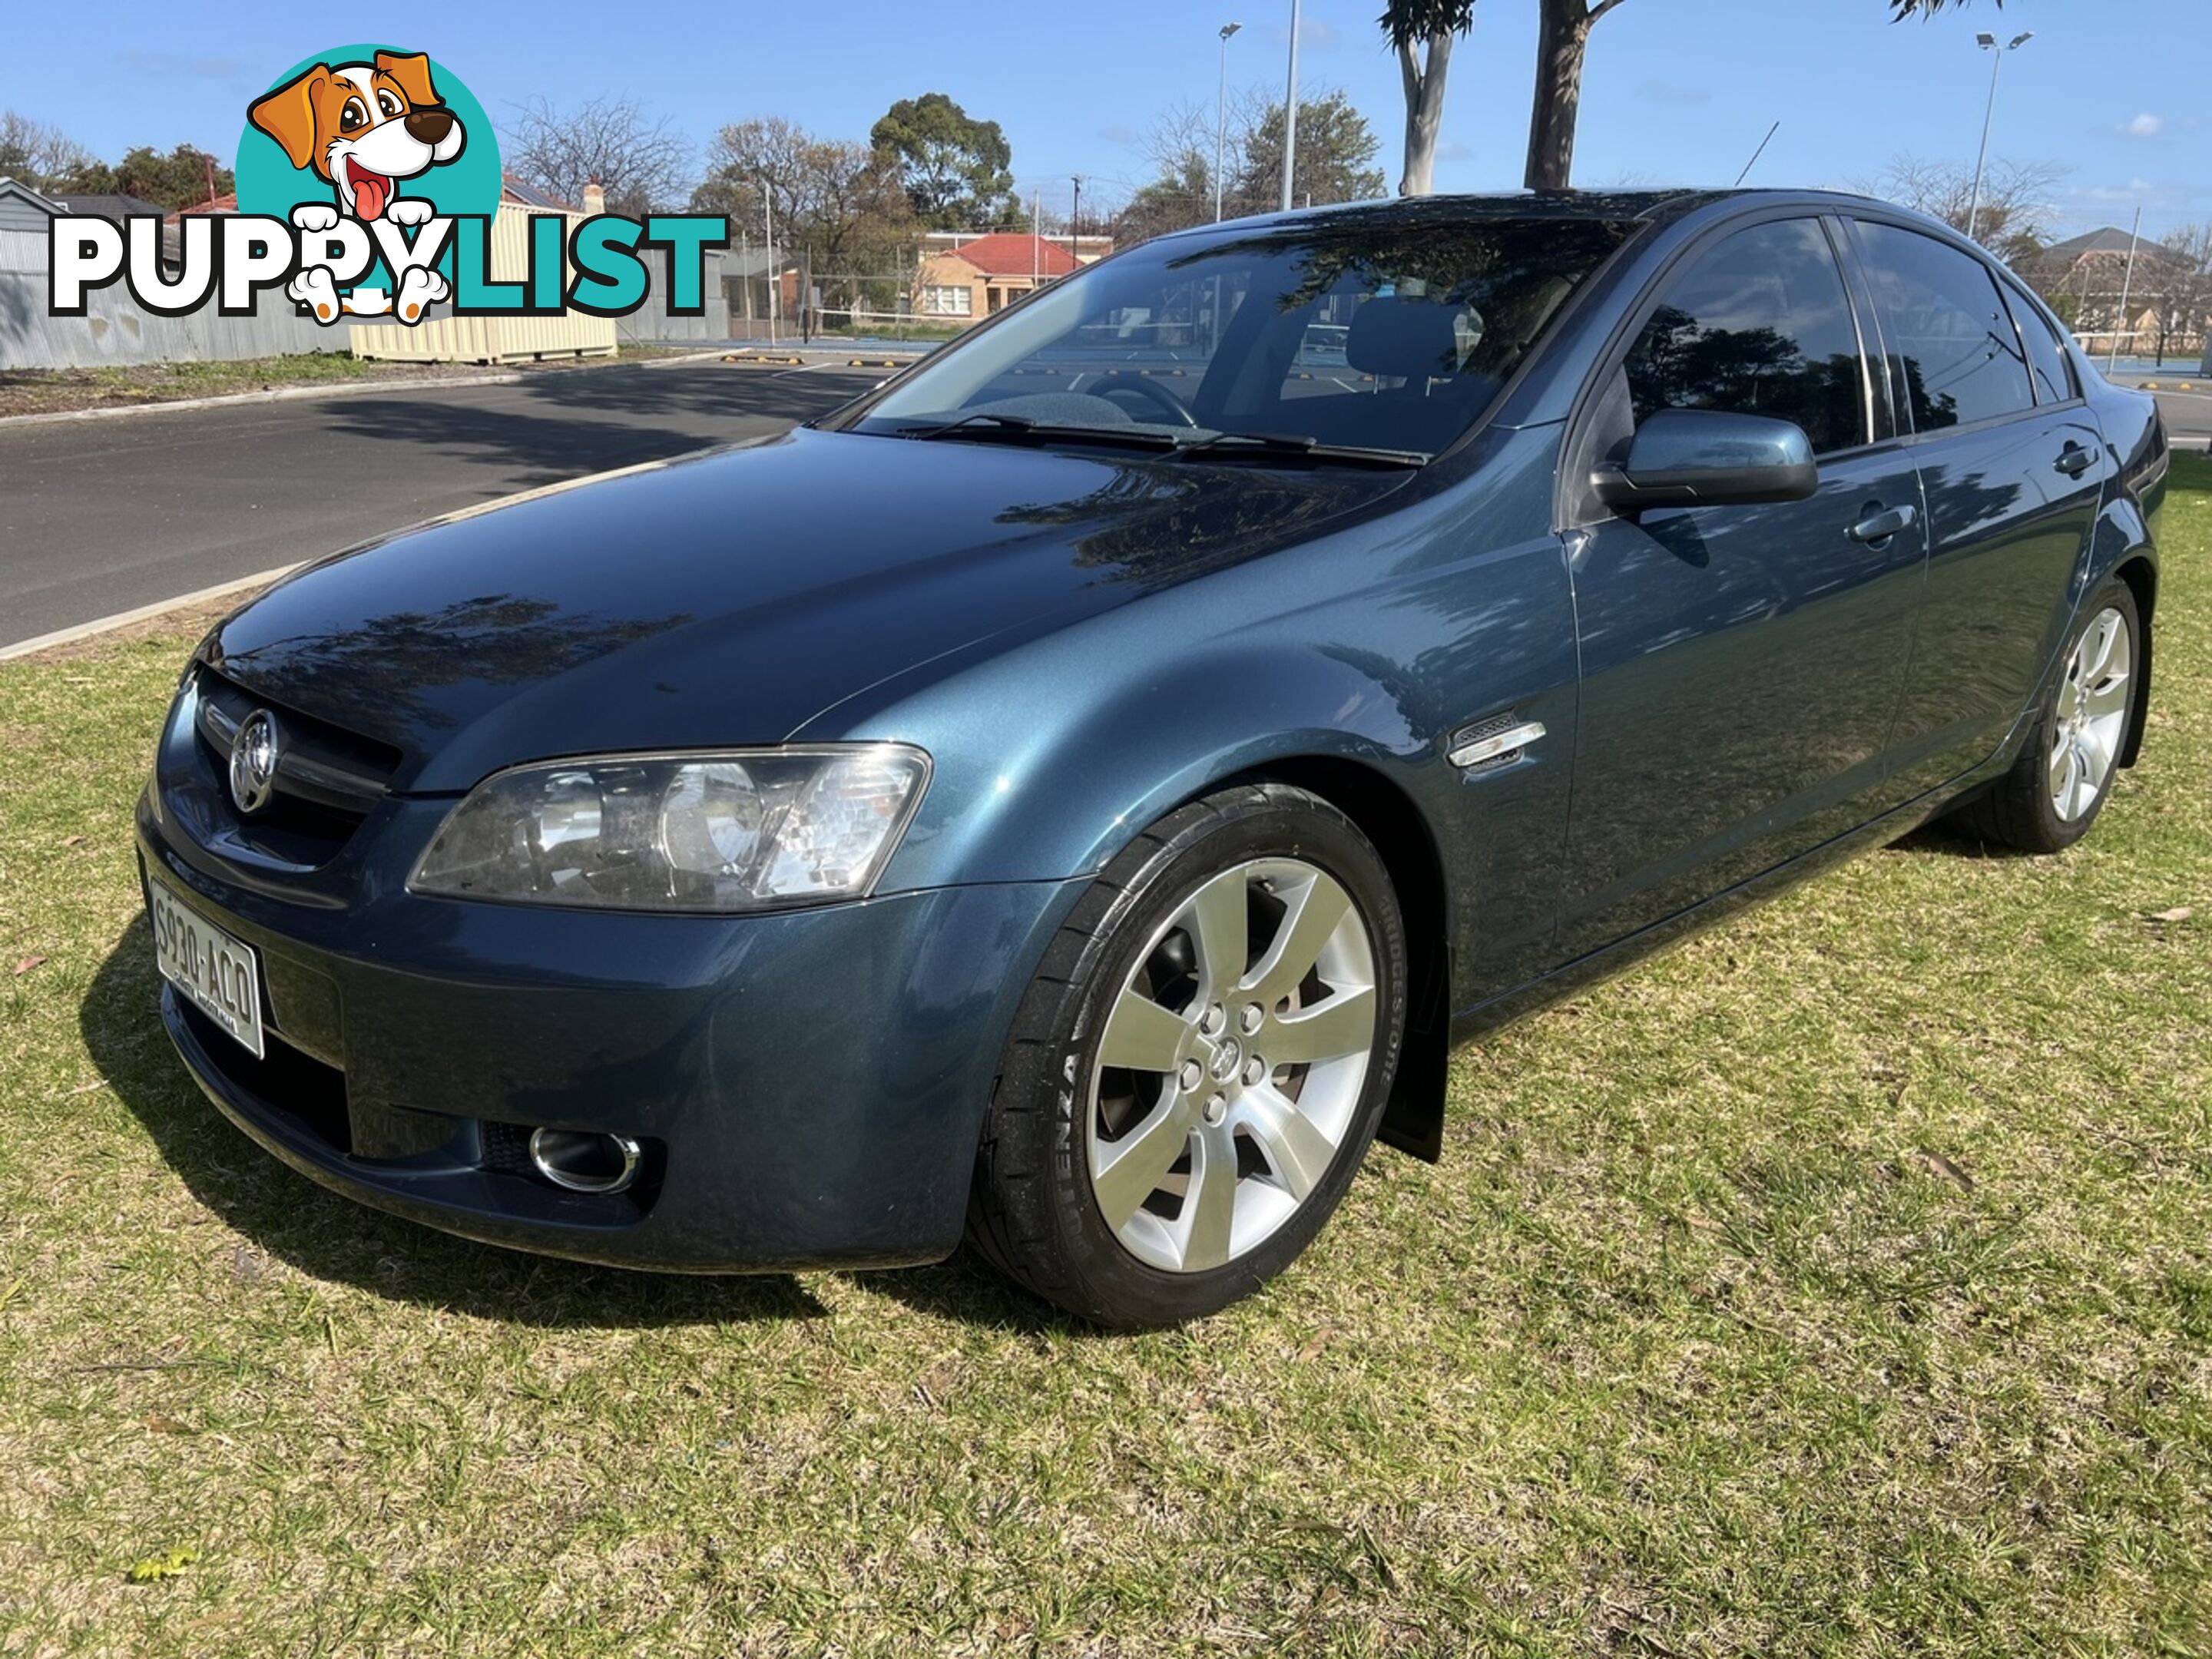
1379 1 1475 196
505 95 691 217
1888 0 1999 13
2156 223 2212 366
60 144 233 209
0 111 98 192
1523 0 1634 190
1863 154 2060 262
869 93 1021 230
1114 88 1385 243
693 117 913 318
1237 89 1386 212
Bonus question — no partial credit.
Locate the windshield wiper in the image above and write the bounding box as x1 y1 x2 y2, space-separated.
897 414 1428 469
1173 430 1431 469
899 412 1184 452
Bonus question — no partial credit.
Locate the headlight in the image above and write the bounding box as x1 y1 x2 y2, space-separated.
409 745 930 912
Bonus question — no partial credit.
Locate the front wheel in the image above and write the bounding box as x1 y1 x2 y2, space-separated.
966 784 1407 1327
1949 578 2144 853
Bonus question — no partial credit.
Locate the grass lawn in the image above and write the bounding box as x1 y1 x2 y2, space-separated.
2 459 2207 1656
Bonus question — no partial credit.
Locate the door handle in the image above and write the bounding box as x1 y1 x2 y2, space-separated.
2055 443 2095 478
1847 503 1919 544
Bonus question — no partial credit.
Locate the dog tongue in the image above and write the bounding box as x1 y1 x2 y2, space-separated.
353 170 389 220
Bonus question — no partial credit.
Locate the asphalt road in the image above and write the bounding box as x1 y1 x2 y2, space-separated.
0 362 880 650
2148 388 2212 449
2103 371 2212 449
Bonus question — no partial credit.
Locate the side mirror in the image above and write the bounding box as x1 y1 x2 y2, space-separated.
1591 409 1820 512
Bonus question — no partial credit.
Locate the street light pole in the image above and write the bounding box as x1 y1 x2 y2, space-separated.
1215 22 1241 222
1069 175 1082 270
1280 0 1300 212
1967 30 2032 244
762 179 776 347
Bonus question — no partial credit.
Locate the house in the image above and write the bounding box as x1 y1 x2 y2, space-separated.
168 190 237 219
48 190 171 222
2 180 188 267
0 176 63 233
2018 227 2207 363
913 232 1088 325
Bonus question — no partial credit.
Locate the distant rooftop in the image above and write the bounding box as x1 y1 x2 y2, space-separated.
2041 226 2187 261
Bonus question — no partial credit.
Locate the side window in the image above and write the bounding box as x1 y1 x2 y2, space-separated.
1623 218 1867 455
1855 222 2035 430
2008 286 2077 405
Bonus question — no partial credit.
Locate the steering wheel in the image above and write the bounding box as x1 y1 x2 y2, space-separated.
1091 373 1199 427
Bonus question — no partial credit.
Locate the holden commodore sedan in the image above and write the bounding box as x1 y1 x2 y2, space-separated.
140 190 2166 1326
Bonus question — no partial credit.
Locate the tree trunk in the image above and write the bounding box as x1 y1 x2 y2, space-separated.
1397 31 1454 197
1524 0 1590 191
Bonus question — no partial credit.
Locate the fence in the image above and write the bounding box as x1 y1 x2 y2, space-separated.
614 246 730 347
1 227 332 371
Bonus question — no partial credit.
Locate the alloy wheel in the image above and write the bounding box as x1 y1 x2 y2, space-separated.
2050 605 2131 822
1085 857 1377 1274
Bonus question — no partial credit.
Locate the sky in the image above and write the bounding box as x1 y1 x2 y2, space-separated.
8 0 2208 243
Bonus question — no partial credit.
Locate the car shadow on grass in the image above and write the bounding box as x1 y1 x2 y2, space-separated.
83 916 828 1330
841 1254 1083 1337
1885 816 2039 860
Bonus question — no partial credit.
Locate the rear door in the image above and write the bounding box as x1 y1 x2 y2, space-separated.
1846 218 2108 797
1555 214 1929 959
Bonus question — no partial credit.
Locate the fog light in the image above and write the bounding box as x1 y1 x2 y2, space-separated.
528 1128 642 1195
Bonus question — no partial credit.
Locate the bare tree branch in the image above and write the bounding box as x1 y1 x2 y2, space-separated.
502 95 692 217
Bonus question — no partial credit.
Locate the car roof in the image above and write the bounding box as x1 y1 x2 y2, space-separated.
1163 187 1908 241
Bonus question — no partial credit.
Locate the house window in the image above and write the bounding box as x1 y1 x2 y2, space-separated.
922 285 974 317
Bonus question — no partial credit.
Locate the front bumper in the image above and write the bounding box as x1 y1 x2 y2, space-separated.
139 786 1083 1271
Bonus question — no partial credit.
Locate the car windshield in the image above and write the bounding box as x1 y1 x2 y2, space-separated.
831 207 1637 462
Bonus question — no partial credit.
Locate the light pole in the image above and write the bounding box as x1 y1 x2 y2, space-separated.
1967 30 2033 244
762 177 777 347
1279 0 1300 212
1215 22 1241 221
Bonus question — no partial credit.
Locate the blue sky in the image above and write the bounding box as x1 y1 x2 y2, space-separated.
9 0 2207 241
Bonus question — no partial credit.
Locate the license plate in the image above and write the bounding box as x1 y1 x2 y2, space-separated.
147 870 264 1058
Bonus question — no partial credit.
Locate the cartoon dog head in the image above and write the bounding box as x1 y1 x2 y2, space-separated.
248 51 465 221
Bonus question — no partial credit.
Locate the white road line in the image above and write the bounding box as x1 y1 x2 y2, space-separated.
0 455 677 664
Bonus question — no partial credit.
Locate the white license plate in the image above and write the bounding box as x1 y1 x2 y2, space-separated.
147 871 264 1059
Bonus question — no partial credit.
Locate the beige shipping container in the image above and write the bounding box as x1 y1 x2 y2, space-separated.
349 197 616 365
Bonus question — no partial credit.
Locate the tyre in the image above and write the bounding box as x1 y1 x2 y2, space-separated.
968 783 1408 1327
1949 578 2143 853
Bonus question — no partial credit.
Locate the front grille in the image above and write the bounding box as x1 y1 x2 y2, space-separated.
185 665 403 866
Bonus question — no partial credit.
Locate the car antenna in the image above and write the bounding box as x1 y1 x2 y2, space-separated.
1734 121 1780 188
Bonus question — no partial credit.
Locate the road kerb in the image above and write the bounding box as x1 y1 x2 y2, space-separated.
0 371 527 429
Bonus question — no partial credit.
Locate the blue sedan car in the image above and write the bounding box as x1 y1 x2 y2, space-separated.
141 190 2166 1326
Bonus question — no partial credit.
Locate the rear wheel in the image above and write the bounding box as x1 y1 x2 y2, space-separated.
1948 579 2142 854
967 784 1407 1327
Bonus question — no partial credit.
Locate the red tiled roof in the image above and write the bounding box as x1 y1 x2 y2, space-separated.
166 192 236 221
943 233 1081 278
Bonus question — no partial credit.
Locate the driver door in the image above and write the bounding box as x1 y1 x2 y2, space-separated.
1555 215 1928 959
